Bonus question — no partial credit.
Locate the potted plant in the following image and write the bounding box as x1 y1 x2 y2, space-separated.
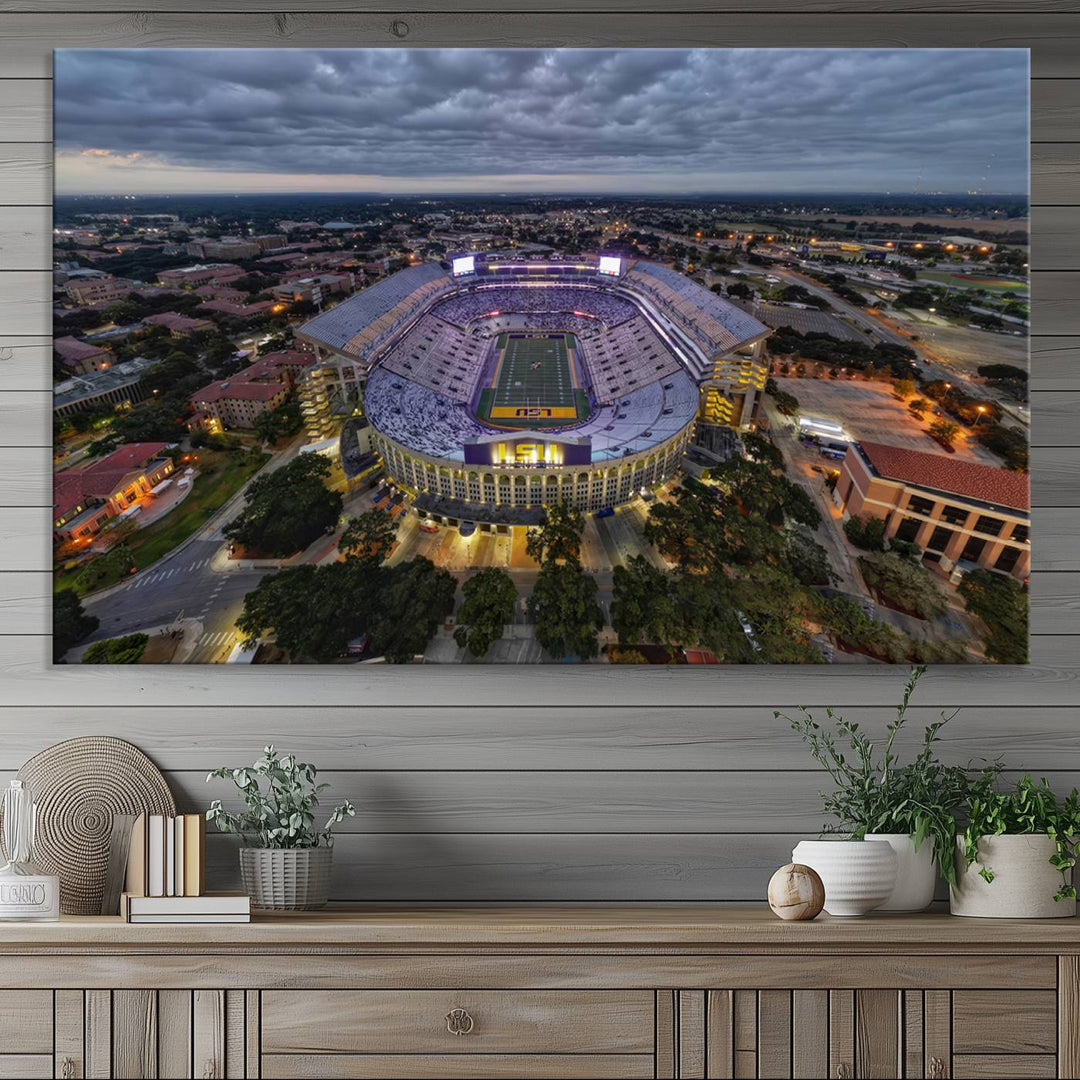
206 746 355 910
951 774 1080 919
779 667 981 914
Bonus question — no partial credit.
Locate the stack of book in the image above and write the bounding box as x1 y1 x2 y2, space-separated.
120 813 250 923
120 892 250 923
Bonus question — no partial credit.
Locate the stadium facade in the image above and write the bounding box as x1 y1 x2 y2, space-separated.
295 254 769 524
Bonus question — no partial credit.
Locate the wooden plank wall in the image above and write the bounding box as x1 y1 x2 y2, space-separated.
0 1 1076 903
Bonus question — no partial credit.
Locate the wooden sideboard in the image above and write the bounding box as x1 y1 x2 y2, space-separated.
1 908 1078 1079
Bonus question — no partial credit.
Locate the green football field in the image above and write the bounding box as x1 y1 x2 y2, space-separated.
492 332 577 413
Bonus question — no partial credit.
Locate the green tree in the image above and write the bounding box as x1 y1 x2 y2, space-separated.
611 555 682 647
787 528 838 587
75 543 135 592
929 418 960 445
83 633 148 664
368 558 457 663
893 377 916 398
528 561 604 660
237 563 370 663
858 551 947 620
53 588 99 662
338 510 398 567
253 410 280 445
844 514 887 551
525 502 585 565
773 390 800 417
224 453 342 557
453 567 518 658
742 431 784 469
958 569 1028 664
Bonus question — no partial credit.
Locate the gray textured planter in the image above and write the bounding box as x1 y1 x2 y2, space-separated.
239 846 332 910
950 834 1076 919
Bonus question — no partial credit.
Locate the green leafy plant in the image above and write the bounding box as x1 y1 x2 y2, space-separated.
206 745 355 848
960 773 1080 902
776 666 989 885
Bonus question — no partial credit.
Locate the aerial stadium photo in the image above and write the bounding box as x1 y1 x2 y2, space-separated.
52 48 1031 664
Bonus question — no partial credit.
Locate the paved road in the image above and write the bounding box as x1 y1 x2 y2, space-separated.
82 537 266 650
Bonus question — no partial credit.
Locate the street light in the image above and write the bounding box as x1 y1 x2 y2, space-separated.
974 405 987 428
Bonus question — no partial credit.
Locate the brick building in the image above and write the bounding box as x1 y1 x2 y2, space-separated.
836 440 1030 581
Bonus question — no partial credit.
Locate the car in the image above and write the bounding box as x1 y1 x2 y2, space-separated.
459 521 477 538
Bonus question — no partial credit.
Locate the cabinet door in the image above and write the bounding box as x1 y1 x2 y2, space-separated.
697 986 1058 1079
54 989 251 1080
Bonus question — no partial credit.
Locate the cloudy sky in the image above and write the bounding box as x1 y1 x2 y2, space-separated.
55 48 1029 196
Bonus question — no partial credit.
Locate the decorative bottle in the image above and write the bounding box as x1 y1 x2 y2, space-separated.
0 779 60 920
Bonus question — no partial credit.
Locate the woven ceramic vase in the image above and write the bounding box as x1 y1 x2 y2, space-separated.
791 839 898 917
239 846 332 910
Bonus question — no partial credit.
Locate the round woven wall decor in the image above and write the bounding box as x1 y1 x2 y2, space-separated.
17 736 175 914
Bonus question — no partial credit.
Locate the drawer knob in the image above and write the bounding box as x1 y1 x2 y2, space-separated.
446 1007 475 1036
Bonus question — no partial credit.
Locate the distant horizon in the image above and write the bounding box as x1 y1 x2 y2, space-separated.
54 190 1030 205
55 48 1029 197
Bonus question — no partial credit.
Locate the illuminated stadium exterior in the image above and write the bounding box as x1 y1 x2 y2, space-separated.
295 254 770 524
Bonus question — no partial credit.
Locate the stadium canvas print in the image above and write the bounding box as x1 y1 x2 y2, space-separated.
52 47 1031 665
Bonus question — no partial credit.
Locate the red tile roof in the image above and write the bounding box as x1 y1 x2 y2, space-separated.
54 443 171 510
54 336 107 362
143 312 215 333
197 299 274 317
857 440 1029 512
193 380 286 404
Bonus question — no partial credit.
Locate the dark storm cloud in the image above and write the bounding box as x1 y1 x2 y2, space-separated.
54 48 1029 194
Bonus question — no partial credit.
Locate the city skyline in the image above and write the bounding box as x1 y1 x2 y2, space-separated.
55 48 1029 197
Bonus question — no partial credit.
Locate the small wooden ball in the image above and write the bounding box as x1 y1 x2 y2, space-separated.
768 863 826 921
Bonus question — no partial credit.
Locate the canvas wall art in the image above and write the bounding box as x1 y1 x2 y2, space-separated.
52 48 1030 665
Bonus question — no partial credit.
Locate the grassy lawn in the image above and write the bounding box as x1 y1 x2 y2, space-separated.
917 269 1029 294
56 447 271 596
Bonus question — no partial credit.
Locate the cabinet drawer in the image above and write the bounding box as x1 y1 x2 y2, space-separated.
0 1057 51 1080
0 992 52 1054
261 990 655 1055
953 990 1057 1053
953 1054 1056 1078
262 1052 655 1079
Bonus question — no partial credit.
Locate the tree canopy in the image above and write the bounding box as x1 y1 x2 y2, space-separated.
528 560 604 660
525 502 585 565
959 569 1028 664
338 510 398 567
54 588 99 662
224 453 342 557
454 568 518 658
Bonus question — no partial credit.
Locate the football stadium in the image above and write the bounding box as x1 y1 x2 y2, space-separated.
295 254 770 528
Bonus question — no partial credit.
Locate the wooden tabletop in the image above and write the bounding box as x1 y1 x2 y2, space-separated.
2 906 1079 952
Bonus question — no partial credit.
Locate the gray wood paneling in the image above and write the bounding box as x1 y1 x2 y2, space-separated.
0 2 1075 901
0 706 1076 770
0 13 1073 77
2 0 1077 11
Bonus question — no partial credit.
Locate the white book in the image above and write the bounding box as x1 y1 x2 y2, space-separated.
128 914 250 924
174 816 185 897
147 815 165 897
165 817 175 897
125 892 250 916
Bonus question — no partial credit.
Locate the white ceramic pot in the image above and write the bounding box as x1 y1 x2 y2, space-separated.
791 839 898 916
864 833 937 913
949 834 1077 919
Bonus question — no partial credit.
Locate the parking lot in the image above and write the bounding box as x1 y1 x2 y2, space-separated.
771 375 1002 465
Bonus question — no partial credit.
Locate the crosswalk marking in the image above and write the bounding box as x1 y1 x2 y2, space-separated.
198 631 232 648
